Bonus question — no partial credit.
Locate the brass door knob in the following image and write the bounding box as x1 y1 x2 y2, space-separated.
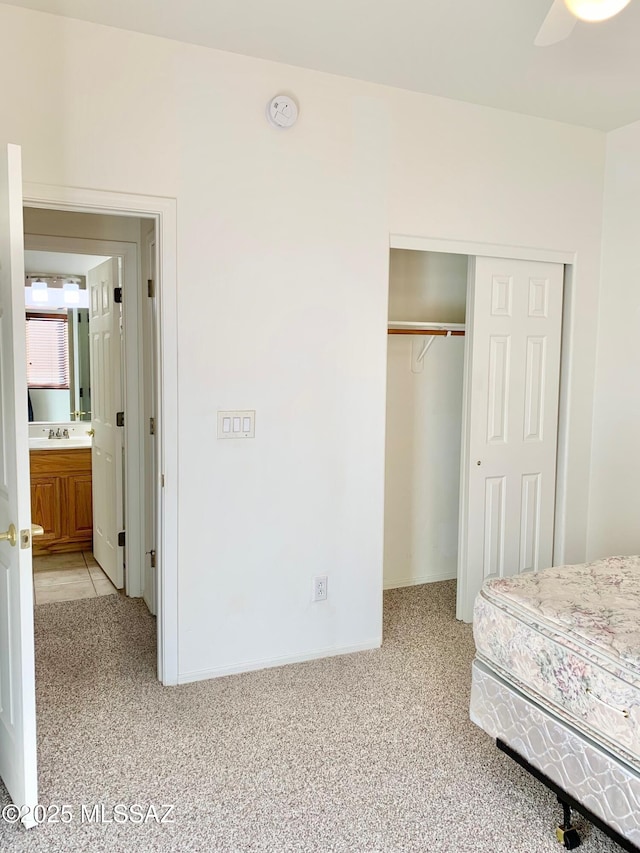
0 524 17 547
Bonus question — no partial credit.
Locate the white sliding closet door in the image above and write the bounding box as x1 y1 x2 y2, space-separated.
457 256 564 622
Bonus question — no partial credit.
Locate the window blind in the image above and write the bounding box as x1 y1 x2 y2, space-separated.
25 313 70 389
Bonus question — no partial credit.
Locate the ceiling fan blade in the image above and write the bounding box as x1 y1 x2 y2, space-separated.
535 0 578 46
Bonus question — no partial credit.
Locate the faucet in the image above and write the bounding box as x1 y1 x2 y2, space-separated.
47 427 69 439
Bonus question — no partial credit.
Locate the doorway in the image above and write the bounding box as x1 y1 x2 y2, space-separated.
21 183 179 686
24 247 122 603
23 218 154 604
0 147 180 819
383 249 467 591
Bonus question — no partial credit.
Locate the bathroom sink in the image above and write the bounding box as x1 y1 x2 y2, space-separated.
29 436 92 450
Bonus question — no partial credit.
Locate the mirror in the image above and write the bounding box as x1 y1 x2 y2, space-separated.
25 275 91 423
25 301 92 424
24 250 110 424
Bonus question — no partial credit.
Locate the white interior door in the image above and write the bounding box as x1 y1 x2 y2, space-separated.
457 256 564 622
89 258 124 589
0 144 39 824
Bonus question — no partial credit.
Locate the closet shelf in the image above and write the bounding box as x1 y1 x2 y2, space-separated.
387 321 465 336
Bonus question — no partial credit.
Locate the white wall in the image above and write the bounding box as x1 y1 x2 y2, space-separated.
0 4 607 681
588 120 640 559
384 251 466 588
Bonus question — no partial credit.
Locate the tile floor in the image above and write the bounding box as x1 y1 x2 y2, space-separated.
33 551 119 605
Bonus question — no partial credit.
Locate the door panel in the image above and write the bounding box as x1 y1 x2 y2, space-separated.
89 258 123 588
483 475 506 578
457 256 564 622
30 477 62 543
524 337 546 440
487 336 509 442
0 143 39 824
519 473 541 571
67 474 93 539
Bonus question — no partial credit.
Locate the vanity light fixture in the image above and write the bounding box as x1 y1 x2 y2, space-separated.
62 280 80 305
31 279 49 303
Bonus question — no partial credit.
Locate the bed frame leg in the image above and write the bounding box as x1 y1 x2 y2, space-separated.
556 796 581 849
497 739 640 852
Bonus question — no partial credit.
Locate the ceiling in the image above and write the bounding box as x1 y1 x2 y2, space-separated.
24 250 110 276
5 0 640 131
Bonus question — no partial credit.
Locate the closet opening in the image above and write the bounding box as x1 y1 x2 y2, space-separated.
383 249 469 598
384 239 571 623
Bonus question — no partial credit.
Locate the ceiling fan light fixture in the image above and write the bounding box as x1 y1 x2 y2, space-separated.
564 0 631 22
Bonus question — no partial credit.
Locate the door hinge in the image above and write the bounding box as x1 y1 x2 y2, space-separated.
149 417 155 436
147 278 155 298
116 411 125 427
149 549 156 568
118 531 126 547
114 286 123 304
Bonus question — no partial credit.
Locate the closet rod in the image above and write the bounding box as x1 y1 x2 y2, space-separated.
387 329 465 336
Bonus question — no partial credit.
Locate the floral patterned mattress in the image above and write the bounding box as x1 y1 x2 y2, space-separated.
473 555 640 767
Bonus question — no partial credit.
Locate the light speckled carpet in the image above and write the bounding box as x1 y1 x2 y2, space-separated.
0 582 624 852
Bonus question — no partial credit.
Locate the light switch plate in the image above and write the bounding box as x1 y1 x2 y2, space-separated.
217 410 255 439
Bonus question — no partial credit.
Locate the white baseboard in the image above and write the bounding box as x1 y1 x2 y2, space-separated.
177 638 382 685
383 570 457 590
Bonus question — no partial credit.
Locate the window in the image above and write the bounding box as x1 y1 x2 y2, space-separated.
25 313 70 389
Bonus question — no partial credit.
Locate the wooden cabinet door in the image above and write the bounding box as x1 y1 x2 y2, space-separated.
67 473 93 540
30 476 63 544
30 449 92 553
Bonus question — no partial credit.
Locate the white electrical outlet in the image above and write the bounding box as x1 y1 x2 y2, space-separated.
313 575 328 602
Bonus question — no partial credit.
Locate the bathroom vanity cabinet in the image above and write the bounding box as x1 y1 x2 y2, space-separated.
30 448 93 554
